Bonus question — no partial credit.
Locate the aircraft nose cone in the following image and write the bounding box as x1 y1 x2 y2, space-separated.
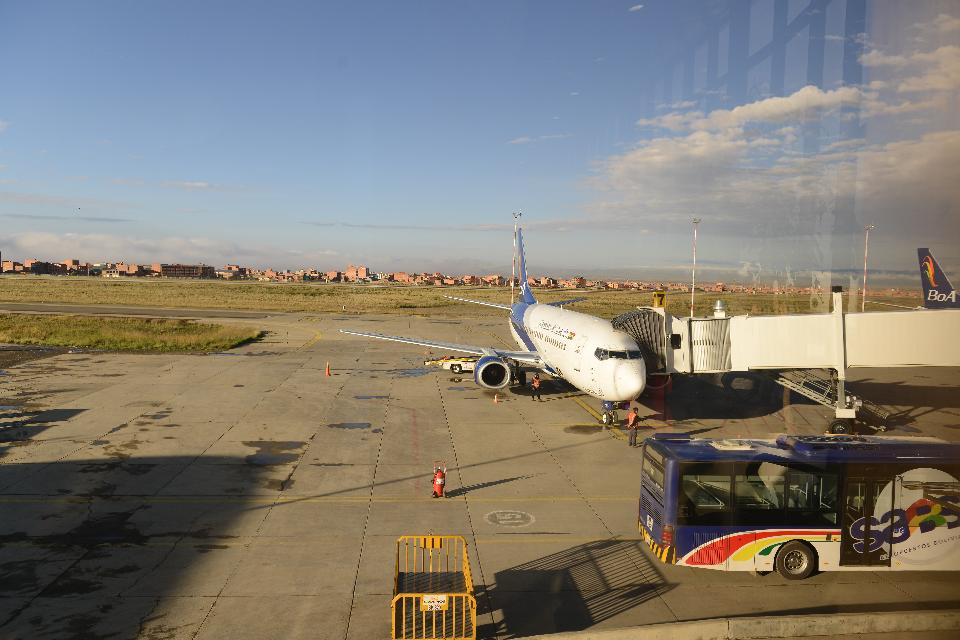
614 360 646 400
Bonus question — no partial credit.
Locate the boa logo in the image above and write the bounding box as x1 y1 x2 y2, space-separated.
849 498 960 554
922 255 938 287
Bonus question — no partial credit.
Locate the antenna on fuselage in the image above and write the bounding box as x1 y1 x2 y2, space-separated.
512 211 522 305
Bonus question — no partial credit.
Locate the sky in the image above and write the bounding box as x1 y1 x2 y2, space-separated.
0 0 958 286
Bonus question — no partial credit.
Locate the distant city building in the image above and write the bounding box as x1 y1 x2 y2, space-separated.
344 264 369 282
1 260 24 273
159 264 215 279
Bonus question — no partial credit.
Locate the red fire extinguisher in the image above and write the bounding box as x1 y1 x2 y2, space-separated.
432 461 446 498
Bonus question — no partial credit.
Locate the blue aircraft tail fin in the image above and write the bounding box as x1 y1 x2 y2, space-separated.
516 227 537 305
918 248 959 309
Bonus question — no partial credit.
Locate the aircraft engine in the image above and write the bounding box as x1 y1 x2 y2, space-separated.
474 355 511 390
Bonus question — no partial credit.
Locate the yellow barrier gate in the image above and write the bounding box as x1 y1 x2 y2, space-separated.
391 535 477 640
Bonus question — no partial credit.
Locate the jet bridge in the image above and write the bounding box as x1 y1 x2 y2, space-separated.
614 290 960 432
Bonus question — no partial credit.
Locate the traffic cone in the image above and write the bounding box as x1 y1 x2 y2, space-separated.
494 393 499 404
325 362 331 377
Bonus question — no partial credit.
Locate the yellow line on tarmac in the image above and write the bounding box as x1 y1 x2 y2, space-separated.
571 397 602 420
298 332 323 351
571 397 625 440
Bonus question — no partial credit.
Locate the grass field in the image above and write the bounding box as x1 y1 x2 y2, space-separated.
0 314 261 352
0 275 922 319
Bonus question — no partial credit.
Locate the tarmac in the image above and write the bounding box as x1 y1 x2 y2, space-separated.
0 308 958 639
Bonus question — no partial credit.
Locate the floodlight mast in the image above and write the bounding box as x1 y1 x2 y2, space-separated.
690 217 701 317
862 224 875 313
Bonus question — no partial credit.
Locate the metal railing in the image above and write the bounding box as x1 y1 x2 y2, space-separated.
392 535 477 640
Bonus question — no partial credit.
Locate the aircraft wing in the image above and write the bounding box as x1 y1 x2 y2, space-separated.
338 329 542 365
443 296 512 310
546 297 586 307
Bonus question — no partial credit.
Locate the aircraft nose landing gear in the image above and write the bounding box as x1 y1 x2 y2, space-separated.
600 400 628 427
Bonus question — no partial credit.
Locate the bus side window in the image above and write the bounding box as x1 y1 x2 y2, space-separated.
680 464 732 525
787 471 839 525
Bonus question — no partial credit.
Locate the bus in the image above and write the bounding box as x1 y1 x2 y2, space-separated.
638 433 960 579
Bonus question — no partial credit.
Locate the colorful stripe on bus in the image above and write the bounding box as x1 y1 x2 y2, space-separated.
678 529 840 567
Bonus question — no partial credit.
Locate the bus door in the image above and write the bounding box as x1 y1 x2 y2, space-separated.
840 475 893 567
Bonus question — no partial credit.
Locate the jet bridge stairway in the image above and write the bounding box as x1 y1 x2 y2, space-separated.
768 369 890 434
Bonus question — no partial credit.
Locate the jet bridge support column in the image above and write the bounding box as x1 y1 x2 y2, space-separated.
831 288 855 423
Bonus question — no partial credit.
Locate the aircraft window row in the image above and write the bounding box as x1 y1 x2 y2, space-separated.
594 348 643 360
531 329 567 351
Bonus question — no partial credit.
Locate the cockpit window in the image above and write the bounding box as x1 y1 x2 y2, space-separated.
595 348 643 360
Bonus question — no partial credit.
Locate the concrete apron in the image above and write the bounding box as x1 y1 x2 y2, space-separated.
517 609 960 640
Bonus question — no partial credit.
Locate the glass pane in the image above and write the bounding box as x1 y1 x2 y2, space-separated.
682 473 731 516
789 472 839 524
736 463 786 510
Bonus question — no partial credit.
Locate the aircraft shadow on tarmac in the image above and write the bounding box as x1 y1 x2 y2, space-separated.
475 538 674 639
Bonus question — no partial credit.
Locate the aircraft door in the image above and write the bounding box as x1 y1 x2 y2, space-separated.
840 475 893 567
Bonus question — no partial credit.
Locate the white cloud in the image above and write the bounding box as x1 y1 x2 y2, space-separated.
508 133 571 145
639 85 859 132
628 4 644 12
0 231 339 268
163 180 218 191
570 91 580 96
0 120 8 134
0 190 139 210
916 13 960 35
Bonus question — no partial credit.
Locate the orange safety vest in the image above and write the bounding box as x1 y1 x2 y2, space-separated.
532 377 541 389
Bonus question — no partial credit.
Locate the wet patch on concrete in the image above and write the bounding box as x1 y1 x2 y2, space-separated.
195 543 230 553
355 395 389 400
447 386 470 391
328 422 372 430
396 368 431 378
241 441 305 466
564 425 606 435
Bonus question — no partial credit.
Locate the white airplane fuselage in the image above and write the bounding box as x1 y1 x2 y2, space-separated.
509 301 647 401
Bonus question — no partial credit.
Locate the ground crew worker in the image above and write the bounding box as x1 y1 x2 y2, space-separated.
531 373 542 401
432 464 446 498
627 406 642 447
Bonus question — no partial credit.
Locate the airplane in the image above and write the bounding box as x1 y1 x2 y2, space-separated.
339 223 647 424
919 248 959 309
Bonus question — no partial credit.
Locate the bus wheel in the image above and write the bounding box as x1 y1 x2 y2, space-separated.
451 364 462 374
776 541 816 580
829 419 852 434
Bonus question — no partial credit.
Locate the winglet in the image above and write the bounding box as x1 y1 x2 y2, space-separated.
516 226 537 305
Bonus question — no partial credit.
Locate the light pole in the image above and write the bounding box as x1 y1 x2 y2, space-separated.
690 218 701 317
862 224 874 312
